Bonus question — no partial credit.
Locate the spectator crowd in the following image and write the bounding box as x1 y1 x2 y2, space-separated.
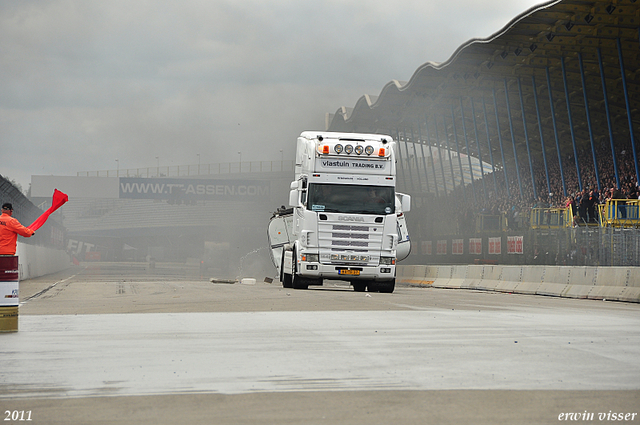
413 137 639 236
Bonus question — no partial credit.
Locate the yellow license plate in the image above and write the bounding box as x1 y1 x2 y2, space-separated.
338 269 360 276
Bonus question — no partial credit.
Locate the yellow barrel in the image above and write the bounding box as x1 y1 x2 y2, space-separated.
0 256 19 332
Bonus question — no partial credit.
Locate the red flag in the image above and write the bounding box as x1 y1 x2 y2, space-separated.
28 189 69 231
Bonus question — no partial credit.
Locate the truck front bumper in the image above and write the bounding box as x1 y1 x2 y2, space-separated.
298 262 395 282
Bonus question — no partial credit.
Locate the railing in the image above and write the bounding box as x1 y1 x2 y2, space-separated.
530 208 569 229
599 199 640 228
529 200 640 229
475 214 506 232
475 212 534 232
77 160 295 178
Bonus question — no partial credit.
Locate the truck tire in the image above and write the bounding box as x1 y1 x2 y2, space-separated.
352 282 367 292
377 280 395 293
292 276 309 290
281 254 293 288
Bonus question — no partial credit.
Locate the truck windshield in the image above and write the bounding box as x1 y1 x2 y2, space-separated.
307 183 394 214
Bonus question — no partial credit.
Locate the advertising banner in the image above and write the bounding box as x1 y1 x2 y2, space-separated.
452 239 464 255
119 178 270 201
507 236 524 254
422 241 432 255
488 237 502 255
437 240 447 255
469 238 482 255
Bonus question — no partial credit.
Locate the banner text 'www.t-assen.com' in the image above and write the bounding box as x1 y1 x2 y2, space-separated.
119 178 270 201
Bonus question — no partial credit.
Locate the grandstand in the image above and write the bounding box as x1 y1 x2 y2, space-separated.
326 0 640 266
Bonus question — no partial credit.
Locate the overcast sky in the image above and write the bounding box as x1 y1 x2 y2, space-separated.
1 0 546 191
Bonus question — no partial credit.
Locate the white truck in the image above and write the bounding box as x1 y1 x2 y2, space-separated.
267 131 410 293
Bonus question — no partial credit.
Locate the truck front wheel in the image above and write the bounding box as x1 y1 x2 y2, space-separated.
352 282 367 292
377 280 395 293
368 280 395 293
292 276 309 290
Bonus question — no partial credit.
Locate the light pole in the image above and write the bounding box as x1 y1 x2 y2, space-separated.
280 149 283 171
238 151 242 172
197 153 201 175
115 159 119 177
156 156 159 176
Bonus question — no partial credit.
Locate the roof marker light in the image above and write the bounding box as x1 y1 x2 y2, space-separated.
322 145 329 154
355 145 364 155
345 144 353 154
365 145 374 155
334 144 343 154
378 148 385 157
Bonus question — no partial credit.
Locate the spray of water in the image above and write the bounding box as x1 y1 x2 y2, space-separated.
236 246 276 282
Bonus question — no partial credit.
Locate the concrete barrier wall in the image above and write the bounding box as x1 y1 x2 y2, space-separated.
16 242 71 280
398 264 640 303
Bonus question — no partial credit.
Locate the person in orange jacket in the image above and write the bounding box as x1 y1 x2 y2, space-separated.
0 203 35 256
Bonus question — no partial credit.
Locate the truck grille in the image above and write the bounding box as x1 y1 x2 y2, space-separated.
332 225 368 231
331 232 369 239
332 240 368 247
318 217 384 263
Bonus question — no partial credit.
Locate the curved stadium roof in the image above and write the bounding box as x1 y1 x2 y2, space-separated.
327 0 639 199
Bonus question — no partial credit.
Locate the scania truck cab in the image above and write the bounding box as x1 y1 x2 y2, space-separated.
268 131 410 293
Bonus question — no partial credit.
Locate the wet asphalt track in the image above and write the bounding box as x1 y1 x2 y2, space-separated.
1 262 639 424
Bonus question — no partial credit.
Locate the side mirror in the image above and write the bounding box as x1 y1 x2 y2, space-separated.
401 194 411 212
289 189 299 207
290 181 298 190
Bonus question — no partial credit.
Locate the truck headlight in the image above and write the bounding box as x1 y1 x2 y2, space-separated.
302 254 319 262
380 257 396 265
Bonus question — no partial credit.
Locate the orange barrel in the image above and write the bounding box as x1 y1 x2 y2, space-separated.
0 256 20 332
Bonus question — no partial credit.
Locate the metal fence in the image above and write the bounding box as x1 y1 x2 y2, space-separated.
598 227 640 266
